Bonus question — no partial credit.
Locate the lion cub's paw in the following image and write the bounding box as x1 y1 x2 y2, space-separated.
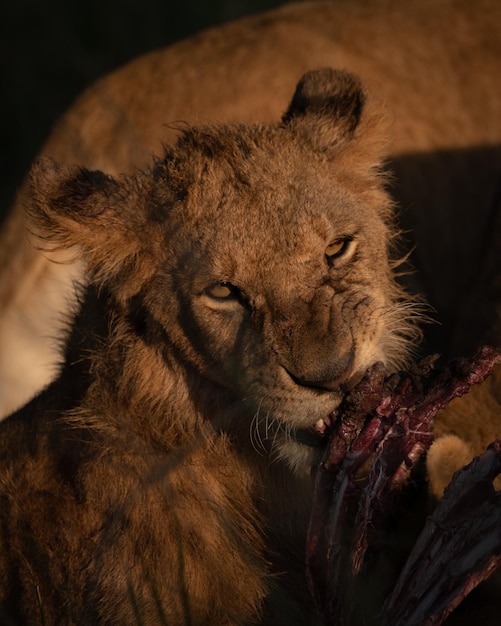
426 435 474 498
427 434 501 498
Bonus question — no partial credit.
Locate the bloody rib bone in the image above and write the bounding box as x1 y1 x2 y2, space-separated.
306 346 501 625
383 439 501 625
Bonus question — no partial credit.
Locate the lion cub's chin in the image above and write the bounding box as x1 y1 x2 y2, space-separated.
277 439 324 476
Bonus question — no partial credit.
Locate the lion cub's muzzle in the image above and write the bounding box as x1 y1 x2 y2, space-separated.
281 340 356 451
285 345 355 393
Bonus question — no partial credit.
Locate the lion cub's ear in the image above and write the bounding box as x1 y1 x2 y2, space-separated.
282 68 376 153
27 157 149 286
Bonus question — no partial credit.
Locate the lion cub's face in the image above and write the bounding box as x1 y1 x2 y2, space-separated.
29 70 416 471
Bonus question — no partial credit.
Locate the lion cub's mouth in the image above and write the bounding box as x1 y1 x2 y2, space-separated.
289 372 365 448
291 415 334 448
288 377 359 448
314 416 332 436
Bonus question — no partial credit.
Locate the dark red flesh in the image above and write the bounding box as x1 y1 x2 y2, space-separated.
306 346 501 625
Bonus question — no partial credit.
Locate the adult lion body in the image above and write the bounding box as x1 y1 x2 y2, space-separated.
1 0 500 417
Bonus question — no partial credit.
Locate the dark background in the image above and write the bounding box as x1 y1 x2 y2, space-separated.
0 0 290 220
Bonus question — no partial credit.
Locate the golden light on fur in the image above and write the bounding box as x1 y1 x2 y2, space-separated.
0 67 423 624
1 0 499 420
0 1 500 622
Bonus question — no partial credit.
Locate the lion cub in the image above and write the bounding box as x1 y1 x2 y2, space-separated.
0 69 417 625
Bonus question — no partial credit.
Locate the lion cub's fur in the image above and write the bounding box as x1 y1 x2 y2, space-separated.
0 70 417 625
1 2 500 507
1 0 501 419
428 363 501 498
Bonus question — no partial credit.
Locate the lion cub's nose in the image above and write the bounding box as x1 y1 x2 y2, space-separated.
297 371 352 392
289 351 354 392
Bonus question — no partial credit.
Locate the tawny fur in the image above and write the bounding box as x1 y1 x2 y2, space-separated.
1 0 500 418
0 70 419 625
428 364 501 498
0 1 500 621
0 1 500 508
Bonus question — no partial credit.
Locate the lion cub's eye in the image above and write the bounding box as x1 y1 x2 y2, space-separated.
325 237 353 262
205 282 237 300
